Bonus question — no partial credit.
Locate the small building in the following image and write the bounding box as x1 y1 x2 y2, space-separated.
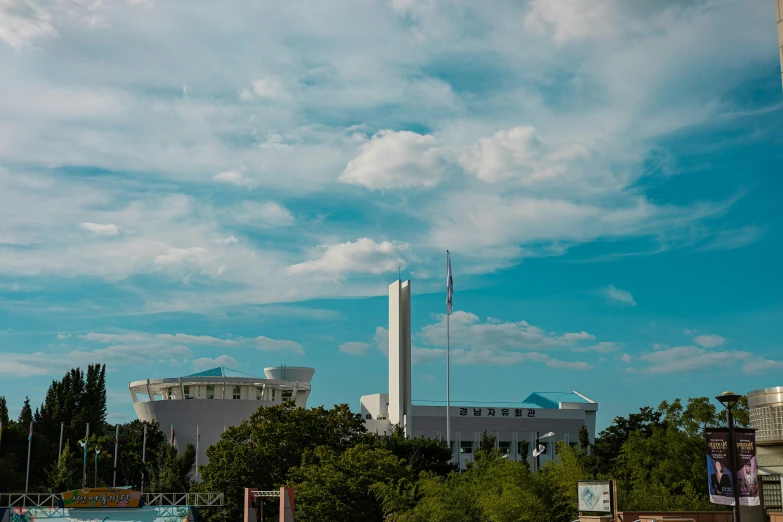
129 365 314 467
361 279 598 470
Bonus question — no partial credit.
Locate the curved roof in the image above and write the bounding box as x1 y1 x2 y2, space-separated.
523 391 594 408
185 367 259 379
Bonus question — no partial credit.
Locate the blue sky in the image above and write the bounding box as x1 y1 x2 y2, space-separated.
0 0 782 430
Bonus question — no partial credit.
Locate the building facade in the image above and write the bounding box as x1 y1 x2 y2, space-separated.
748 386 783 475
777 0 783 90
129 365 314 467
361 279 598 470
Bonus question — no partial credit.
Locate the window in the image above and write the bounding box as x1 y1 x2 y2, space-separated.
460 441 473 454
365 414 372 420
167 387 173 400
538 442 549 456
183 385 190 399
499 441 511 455
233 386 241 400
271 388 276 401
206 385 215 399
282 390 293 401
256 387 263 400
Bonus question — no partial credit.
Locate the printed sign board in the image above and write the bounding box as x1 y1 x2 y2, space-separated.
5 506 193 522
577 481 612 513
705 428 760 507
61 489 141 509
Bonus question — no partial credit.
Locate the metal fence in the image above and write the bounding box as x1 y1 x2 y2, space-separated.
0 492 223 508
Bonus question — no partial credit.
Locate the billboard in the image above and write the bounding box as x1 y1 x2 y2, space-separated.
577 481 612 513
706 428 760 507
61 489 141 509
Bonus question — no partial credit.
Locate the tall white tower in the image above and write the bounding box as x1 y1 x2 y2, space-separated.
388 279 413 436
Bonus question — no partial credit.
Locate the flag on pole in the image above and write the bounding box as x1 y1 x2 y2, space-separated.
28 422 33 442
446 250 453 315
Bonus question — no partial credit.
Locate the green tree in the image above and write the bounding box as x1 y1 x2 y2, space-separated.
148 442 196 492
197 403 369 522
18 396 33 425
379 425 455 476
288 444 413 522
0 396 9 427
578 425 590 452
47 444 77 491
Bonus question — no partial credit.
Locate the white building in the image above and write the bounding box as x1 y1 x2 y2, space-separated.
361 279 599 470
748 386 783 475
129 365 314 467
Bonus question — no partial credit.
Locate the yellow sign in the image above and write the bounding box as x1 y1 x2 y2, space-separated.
61 488 142 508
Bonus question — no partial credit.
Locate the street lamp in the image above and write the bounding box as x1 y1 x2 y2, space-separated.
533 431 555 472
716 391 742 522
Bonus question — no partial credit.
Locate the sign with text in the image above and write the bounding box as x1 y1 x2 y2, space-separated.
577 481 612 513
458 407 536 418
706 428 760 506
61 489 141 509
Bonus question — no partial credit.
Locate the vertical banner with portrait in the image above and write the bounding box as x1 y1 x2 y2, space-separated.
706 428 734 506
735 428 760 506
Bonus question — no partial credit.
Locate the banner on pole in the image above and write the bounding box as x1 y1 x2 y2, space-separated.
706 428 760 506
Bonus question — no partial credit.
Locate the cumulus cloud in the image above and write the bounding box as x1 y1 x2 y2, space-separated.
459 126 589 184
287 238 408 276
418 311 595 351
338 341 371 356
339 130 448 189
213 170 253 187
225 201 295 228
240 76 288 101
602 285 636 306
693 334 726 348
81 222 121 236
193 354 239 370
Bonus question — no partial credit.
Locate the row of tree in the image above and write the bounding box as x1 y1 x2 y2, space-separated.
2 365 750 521
0 364 194 492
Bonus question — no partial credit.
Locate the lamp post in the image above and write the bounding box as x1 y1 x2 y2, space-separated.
534 431 555 472
716 391 742 522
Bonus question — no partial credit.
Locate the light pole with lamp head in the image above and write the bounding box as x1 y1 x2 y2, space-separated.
533 431 555 472
716 391 742 522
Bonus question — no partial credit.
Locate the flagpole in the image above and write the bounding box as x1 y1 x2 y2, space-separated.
58 422 64 462
446 250 451 454
0 421 3 456
141 423 147 494
113 424 119 487
195 425 199 482
25 422 33 493
82 423 90 489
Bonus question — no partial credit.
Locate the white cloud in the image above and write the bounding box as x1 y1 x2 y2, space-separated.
459 126 589 184
602 285 636 306
339 130 448 189
418 311 595 351
193 354 240 370
287 238 408 276
618 353 632 363
81 222 121 236
374 326 389 356
338 341 371 356
240 76 288 101
213 170 253 187
693 334 726 348
255 335 304 355
0 0 58 49
630 345 783 374
572 341 623 353
224 201 295 228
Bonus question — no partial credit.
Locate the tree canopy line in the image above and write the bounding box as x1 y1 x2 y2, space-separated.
0 364 195 492
1 365 750 522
